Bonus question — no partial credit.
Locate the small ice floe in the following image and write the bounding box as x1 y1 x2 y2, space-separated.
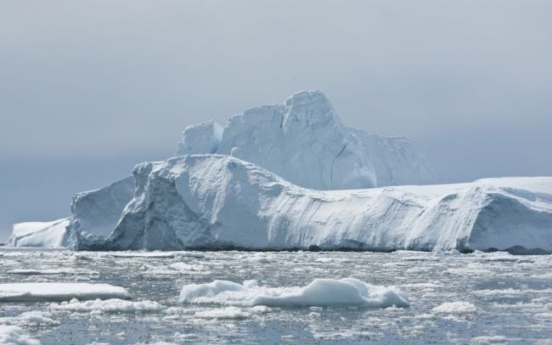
50 298 165 313
432 301 477 315
179 278 409 308
0 325 41 345
0 283 130 302
470 335 508 344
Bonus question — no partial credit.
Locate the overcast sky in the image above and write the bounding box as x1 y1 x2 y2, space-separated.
1 1 551 241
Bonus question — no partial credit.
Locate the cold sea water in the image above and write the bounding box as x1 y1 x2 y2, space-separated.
1 249 552 345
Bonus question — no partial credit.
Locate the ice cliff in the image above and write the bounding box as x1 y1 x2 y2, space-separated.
177 90 435 190
85 155 552 253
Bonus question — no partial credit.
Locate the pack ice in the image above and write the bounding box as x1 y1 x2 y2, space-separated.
93 154 552 253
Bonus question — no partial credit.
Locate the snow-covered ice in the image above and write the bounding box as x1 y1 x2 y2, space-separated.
179 278 409 308
100 154 552 253
0 283 130 302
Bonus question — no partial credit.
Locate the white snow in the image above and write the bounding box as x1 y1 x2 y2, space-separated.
177 90 435 190
106 154 552 253
179 278 409 308
0 325 40 345
6 218 70 248
0 283 130 302
432 301 477 315
50 298 164 313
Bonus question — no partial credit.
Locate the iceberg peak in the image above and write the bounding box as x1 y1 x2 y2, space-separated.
177 90 435 190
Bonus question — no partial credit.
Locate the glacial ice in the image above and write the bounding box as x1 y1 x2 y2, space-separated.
179 278 409 308
177 90 435 190
99 154 552 253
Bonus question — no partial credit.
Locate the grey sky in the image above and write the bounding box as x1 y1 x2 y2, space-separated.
1 1 551 241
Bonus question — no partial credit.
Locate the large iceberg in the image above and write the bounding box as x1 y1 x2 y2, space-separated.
89 154 552 253
177 90 435 190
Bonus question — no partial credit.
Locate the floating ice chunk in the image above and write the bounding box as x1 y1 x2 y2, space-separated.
0 283 130 302
179 278 409 308
432 301 477 314
50 298 164 313
0 325 40 345
470 335 508 344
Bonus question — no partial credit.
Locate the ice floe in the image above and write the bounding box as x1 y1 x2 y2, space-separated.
0 283 130 302
179 278 409 308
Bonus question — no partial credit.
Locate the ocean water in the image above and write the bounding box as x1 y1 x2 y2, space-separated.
1 249 552 344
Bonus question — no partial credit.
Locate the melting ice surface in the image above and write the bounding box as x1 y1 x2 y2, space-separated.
1 249 552 344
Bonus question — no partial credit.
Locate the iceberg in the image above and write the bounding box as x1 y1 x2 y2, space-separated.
8 91 551 253
6 218 71 248
93 154 552 253
177 90 435 190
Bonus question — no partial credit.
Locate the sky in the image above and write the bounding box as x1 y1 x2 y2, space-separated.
1 0 551 241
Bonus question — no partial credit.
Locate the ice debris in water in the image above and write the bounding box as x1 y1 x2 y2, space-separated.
0 325 41 345
432 301 477 315
179 278 409 308
50 298 165 313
